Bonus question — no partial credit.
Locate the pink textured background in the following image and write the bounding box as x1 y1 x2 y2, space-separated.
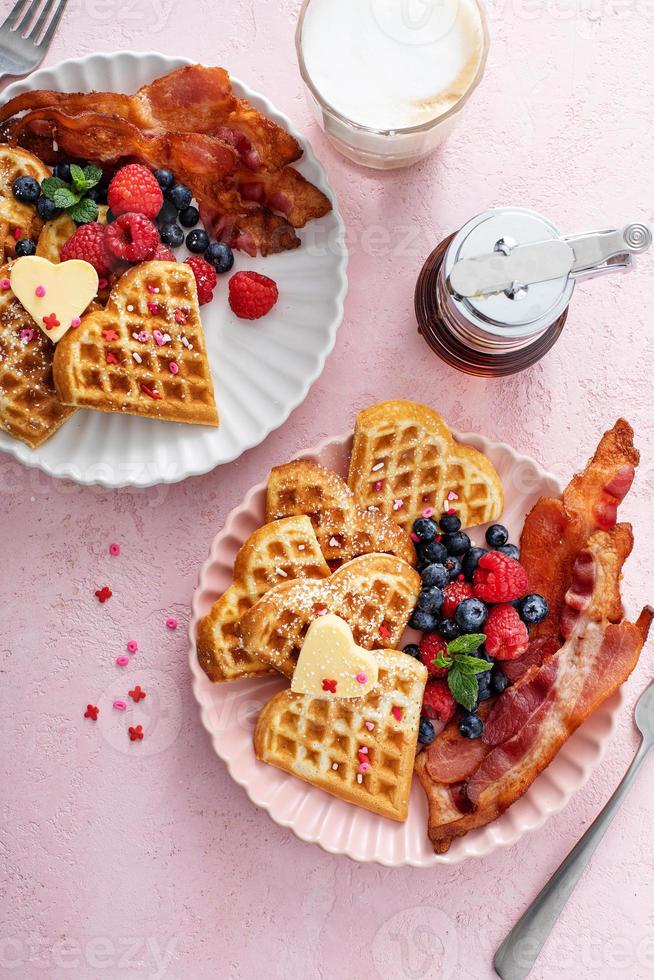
1 2 654 978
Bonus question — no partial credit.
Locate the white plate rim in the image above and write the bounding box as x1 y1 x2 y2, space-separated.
0 50 348 488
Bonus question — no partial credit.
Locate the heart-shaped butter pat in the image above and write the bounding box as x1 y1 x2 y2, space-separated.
291 614 379 699
10 255 99 343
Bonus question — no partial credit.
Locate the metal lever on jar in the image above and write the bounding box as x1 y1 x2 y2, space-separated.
448 221 652 299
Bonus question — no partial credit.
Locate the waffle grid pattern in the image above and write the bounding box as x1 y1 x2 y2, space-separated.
0 147 50 265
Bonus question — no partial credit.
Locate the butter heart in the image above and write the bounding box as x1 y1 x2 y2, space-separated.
10 255 99 343
291 614 379 699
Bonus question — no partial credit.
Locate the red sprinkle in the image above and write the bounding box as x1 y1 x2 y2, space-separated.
42 313 60 330
129 685 146 703
174 308 188 324
322 678 337 693
141 384 161 400
447 508 456 515
14 227 21 240
391 706 403 722
102 329 119 341
84 704 99 720
147 301 159 315
374 480 383 492
410 532 420 543
379 623 391 640
128 725 144 742
95 586 112 603
106 352 119 365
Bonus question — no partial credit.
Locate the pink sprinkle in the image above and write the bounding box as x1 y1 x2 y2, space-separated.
422 507 435 518
0 278 10 289
448 491 458 501
359 745 368 755
166 617 177 630
71 316 81 328
174 308 187 324
365 721 375 732
356 672 368 684
108 542 120 556
374 480 383 492
147 302 159 315
115 656 129 667
13 227 21 240
35 285 46 297
359 762 370 773
147 285 157 293
113 699 127 711
391 706 403 722
153 329 165 346
392 499 404 511
168 361 179 375
126 640 138 654
137 331 149 343
410 532 420 543
447 508 456 516
20 328 34 343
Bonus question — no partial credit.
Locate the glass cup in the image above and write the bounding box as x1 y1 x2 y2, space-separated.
295 0 490 170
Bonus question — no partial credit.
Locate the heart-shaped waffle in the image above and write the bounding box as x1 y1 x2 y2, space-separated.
53 261 218 426
197 516 330 683
254 648 427 821
348 399 504 531
0 147 50 265
240 553 421 678
266 459 415 565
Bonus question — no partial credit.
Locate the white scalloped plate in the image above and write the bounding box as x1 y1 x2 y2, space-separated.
189 430 624 865
0 51 347 487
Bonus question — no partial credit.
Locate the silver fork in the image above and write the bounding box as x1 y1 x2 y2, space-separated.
494 678 654 980
0 0 68 79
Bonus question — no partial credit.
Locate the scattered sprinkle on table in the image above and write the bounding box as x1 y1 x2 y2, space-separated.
129 685 146 703
126 640 138 654
166 617 177 630
115 656 129 667
95 586 112 603
128 725 144 742
113 700 127 711
109 542 120 556
84 704 99 720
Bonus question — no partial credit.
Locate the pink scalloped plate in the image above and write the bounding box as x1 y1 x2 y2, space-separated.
188 430 623 865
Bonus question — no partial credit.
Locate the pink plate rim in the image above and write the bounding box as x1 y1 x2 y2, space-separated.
188 429 624 866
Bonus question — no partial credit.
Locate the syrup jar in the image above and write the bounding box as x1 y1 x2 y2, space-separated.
415 207 652 376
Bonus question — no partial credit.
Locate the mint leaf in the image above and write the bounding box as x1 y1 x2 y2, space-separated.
83 164 102 188
41 176 69 200
448 665 479 711
69 163 88 192
52 187 80 208
432 652 452 670
454 654 493 675
68 197 98 224
447 633 486 655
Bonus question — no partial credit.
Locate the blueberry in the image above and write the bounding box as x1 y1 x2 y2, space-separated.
15 238 36 256
402 643 421 660
485 523 509 548
106 208 117 223
418 717 436 745
477 672 493 701
442 531 471 556
419 540 447 565
413 517 438 542
186 228 210 253
12 175 40 203
36 195 60 220
491 669 510 694
455 597 488 632
157 200 179 226
436 618 461 642
497 543 520 561
476 647 494 664
409 608 437 633
166 182 192 210
53 163 71 182
154 168 174 191
179 205 200 228
444 556 463 581
159 222 184 248
85 186 106 204
417 586 444 616
519 593 549 625
205 241 234 273
462 546 487 582
421 563 449 589
459 712 484 739
439 512 461 533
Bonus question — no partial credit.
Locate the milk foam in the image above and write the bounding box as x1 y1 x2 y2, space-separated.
301 0 484 131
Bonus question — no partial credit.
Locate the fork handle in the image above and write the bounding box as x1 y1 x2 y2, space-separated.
494 736 652 980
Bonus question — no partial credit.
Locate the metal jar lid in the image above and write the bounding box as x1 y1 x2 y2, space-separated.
439 207 652 351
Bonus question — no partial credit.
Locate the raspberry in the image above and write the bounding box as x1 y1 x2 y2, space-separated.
422 680 456 724
107 163 163 219
442 579 474 619
104 213 159 263
228 270 278 320
185 255 217 305
60 222 113 277
473 551 529 603
484 604 529 661
151 243 177 262
419 633 449 678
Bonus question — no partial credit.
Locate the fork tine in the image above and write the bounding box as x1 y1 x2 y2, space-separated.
15 0 42 34
0 0 29 31
35 0 67 48
27 0 55 40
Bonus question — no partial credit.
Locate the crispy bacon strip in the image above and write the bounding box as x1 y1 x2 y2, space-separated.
415 523 652 853
0 65 302 171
